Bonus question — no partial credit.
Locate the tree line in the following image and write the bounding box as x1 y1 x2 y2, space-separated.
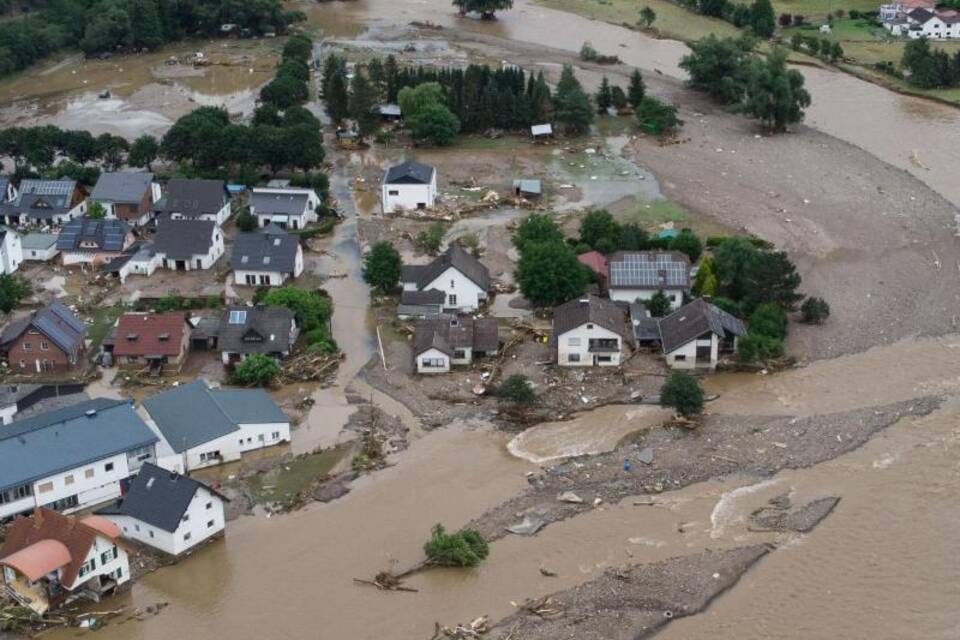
0 125 131 184
0 0 300 77
686 0 777 38
901 37 960 89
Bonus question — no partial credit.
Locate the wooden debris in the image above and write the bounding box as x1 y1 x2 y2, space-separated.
277 351 342 385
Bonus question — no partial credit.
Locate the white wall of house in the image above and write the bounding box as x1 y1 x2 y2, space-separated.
234 269 290 287
23 245 58 262
0 230 22 274
416 347 450 374
665 333 719 370
235 421 290 452
0 402 17 425
160 230 224 271
908 17 960 38
557 323 623 367
409 267 486 313
609 288 685 309
66 534 130 590
107 487 225 556
117 253 161 283
15 200 87 227
382 177 437 214
169 200 231 226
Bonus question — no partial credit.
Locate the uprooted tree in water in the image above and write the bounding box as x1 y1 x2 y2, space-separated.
453 0 513 19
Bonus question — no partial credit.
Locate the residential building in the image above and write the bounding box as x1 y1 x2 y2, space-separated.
628 302 663 348
153 219 224 271
402 245 490 313
96 463 228 557
0 226 22 274
0 509 129 615
413 316 499 374
377 103 402 121
102 242 162 283
0 303 87 374
879 0 933 21
89 172 159 226
217 305 298 365
231 225 304 287
397 289 446 320
382 160 437 213
142 379 291 472
21 233 59 261
104 313 190 374
0 179 87 227
249 187 320 230
577 250 609 291
0 398 158 520
155 179 232 226
658 298 746 370
552 295 627 367
57 218 135 266
607 251 691 309
0 177 15 203
0 383 85 426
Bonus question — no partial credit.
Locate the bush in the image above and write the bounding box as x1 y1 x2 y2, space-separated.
737 333 784 361
660 371 705 417
849 9 860 18
415 223 446 255
669 229 702 262
262 287 333 333
232 354 280 386
800 296 830 324
635 96 682 136
647 290 673 317
580 41 598 61
749 302 788 339
236 208 258 232
497 374 535 404
0 274 31 314
424 524 489 567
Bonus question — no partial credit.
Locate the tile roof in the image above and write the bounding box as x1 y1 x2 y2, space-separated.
608 251 691 290
0 302 86 354
0 398 158 493
552 295 626 337
658 298 747 354
96 463 227 533
112 313 187 357
578 250 609 279
56 218 131 252
385 160 435 185
153 219 216 260
217 306 296 355
22 233 59 251
250 190 310 216
90 172 153 203
230 228 300 274
401 289 446 305
156 179 228 218
402 245 490 292
413 316 499 356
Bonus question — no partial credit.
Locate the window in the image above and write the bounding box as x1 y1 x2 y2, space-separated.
388 189 399 196
449 279 455 289
135 524 141 532
100 547 118 565
182 514 190 522
206 502 213 510
111 567 123 580
229 310 247 325
674 354 687 361
183 532 192 542
38 481 53 494
567 337 581 347
104 462 114 472
239 439 244 446
64 474 74 486
421 357 446 368
78 558 96 578
207 520 215 528
149 530 154 538
597 355 613 363
453 349 466 359
46 495 78 511
199 450 221 462
258 434 265 442
567 354 581 363
0 483 32 504
245 274 256 285
18 360 24 369
85 468 95 479
447 294 457 306
259 275 270 285
272 431 280 440
22 342 31 351
586 324 594 329
40 341 49 351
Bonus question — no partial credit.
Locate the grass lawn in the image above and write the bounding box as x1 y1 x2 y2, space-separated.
246 445 349 505
86 305 124 355
772 0 878 21
613 197 731 236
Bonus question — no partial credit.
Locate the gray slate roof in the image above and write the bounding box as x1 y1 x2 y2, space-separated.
608 251 691 290
143 379 287 453
91 172 153 203
413 316 499 356
230 229 299 274
22 233 58 251
552 295 626 338
402 245 490 292
154 219 216 260
0 303 86 355
0 177 9 200
218 306 296 355
156 179 228 218
251 190 309 217
385 160 435 185
629 302 662 341
658 298 746 353
0 179 79 219
57 218 130 252
96 463 227 533
401 289 445 306
0 398 158 492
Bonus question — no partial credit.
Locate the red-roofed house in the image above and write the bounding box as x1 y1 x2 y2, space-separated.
577 250 609 291
105 313 190 374
0 508 129 615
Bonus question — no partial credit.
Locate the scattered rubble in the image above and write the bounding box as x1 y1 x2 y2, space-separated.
749 495 841 533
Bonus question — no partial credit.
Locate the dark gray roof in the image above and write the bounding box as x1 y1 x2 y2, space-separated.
0 177 9 199
91 172 153 203
217 306 296 355
629 302 662 341
0 384 41 408
658 298 747 353
385 160 435 185
402 245 490 292
400 289 445 305
908 7 935 21
552 295 626 337
0 303 86 354
22 233 59 251
251 190 310 217
57 218 130 252
608 251 691 290
0 399 158 492
413 316 499 356
154 219 216 260
230 229 299 274
1 180 80 219
96 463 227 533
156 179 228 218
378 104 402 117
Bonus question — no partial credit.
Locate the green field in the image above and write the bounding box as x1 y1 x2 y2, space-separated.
246 446 349 505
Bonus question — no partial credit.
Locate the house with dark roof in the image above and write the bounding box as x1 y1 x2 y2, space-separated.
607 251 691 310
103 313 190 374
0 179 88 227
217 305 299 365
90 172 158 226
22 232 59 262
552 295 627 367
381 159 437 213
657 298 746 370
231 225 303 287
249 187 320 230
413 315 499 374
401 245 490 313
141 379 290 471
398 289 446 320
57 218 135 266
153 218 224 271
0 225 22 274
0 303 87 374
97 463 228 556
155 179 232 225
0 398 158 520
0 508 129 614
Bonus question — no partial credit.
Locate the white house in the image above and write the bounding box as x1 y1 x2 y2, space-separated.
0 179 88 227
156 179 232 226
142 379 291 472
21 233 59 262
658 298 746 370
231 225 304 286
884 6 960 38
552 295 627 367
97 463 227 557
607 251 692 310
56 218 135 267
0 509 129 615
0 226 22 274
401 245 490 313
381 160 437 214
413 316 499 374
0 399 158 521
0 177 16 203
249 187 320 230
153 219 224 271
106 243 162 283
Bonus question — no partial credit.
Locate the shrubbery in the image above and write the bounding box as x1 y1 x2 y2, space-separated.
424 524 489 567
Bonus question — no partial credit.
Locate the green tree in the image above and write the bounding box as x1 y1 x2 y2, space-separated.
87 201 106 219
349 70 380 139
452 0 514 19
628 69 646 109
232 354 281 386
829 41 844 62
497 374 535 404
596 76 613 113
398 82 447 121
617 223 650 251
515 241 588 307
236 208 258 232
737 333 784 361
362 241 402 292
749 302 787 339
95 133 128 171
128 134 159 170
669 229 702 262
741 48 811 132
579 41 598 62
640 6 657 27
679 35 756 105
660 371 705 417
512 213 565 253
611 85 628 111
800 296 830 324
636 96 682 136
579 209 621 249
555 86 594 134
130 0 164 49
692 257 718 296
713 237 759 301
282 34 313 62
282 122 325 171
261 287 333 332
424 524 489 567
746 250 802 310
415 223 446 255
260 73 307 109
901 37 939 88
647 290 672 317
0 274 31 313
749 0 776 38
325 70 350 125
410 102 461 145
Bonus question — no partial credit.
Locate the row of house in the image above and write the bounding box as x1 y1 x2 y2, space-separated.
881 0 960 38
